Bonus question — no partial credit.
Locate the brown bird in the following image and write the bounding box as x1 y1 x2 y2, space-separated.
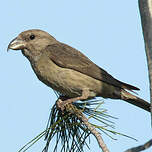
8 29 150 112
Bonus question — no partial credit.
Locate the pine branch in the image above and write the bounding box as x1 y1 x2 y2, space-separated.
64 102 110 152
18 98 136 152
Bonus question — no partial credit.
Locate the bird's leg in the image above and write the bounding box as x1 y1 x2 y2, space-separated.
57 88 90 111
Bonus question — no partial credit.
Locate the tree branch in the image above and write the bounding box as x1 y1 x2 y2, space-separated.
125 139 152 152
139 0 152 115
76 108 109 152
59 100 110 152
123 1 152 151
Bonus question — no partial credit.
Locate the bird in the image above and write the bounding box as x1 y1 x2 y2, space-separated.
7 29 150 112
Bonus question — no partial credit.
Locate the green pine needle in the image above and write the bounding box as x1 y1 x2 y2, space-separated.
18 98 137 152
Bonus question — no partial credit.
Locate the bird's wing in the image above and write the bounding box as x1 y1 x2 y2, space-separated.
46 43 139 91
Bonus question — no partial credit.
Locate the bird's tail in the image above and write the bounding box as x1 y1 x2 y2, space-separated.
121 89 150 112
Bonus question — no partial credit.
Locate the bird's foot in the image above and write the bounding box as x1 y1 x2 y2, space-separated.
57 88 90 111
56 99 65 111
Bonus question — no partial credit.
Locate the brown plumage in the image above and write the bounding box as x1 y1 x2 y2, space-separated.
8 29 150 112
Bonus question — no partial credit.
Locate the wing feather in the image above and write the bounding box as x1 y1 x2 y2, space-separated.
45 43 139 91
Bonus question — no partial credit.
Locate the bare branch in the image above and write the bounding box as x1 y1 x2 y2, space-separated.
139 0 152 114
125 139 152 152
123 1 152 151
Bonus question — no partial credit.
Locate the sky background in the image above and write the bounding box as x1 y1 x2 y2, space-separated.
1 0 151 152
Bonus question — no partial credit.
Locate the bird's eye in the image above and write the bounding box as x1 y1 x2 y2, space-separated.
29 35 35 40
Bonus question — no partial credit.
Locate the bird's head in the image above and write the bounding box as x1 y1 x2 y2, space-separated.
8 29 57 61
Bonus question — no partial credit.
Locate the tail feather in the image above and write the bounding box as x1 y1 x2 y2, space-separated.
121 81 140 91
121 89 150 112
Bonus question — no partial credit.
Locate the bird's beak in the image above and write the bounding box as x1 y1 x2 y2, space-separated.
7 37 25 51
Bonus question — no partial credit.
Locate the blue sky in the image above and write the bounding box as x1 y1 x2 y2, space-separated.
1 0 151 152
